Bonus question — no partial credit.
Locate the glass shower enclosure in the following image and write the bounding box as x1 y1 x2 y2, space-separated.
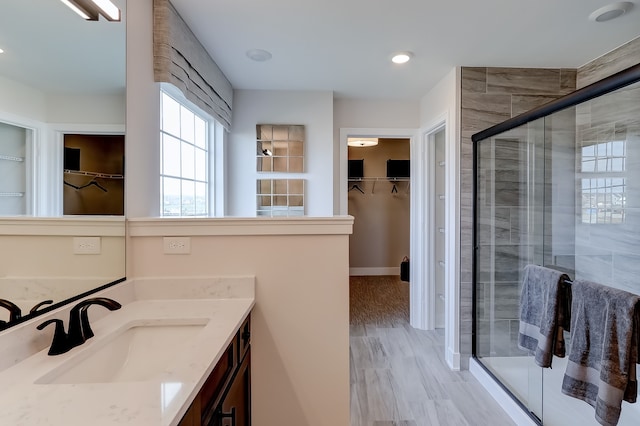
473 64 640 425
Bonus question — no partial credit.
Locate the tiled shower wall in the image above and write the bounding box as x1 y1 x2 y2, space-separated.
573 82 640 291
460 67 577 366
461 35 640 367
573 36 640 292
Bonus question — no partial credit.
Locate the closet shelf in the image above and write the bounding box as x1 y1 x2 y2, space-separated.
64 169 124 179
0 154 24 162
348 177 409 182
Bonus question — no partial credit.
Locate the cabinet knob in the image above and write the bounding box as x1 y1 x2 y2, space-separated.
241 331 250 342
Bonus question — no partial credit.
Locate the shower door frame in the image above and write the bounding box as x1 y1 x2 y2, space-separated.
471 63 640 425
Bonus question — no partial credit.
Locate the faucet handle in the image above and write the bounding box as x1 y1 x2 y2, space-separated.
80 307 95 339
37 319 71 356
0 298 22 323
30 300 54 315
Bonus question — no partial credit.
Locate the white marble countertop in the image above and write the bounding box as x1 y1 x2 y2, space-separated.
0 280 254 426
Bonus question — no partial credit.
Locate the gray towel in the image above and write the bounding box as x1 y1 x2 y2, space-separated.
561 279 640 426
518 264 571 367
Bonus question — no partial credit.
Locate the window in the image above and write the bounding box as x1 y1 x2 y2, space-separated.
160 90 210 216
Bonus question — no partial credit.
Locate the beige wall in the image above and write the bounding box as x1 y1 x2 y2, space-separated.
127 220 351 426
348 139 410 272
0 235 124 279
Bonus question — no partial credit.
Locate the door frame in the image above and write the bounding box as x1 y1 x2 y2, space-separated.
339 127 422 322
50 123 125 215
340 123 460 369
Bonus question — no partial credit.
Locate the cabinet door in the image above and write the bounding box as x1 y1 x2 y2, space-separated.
178 396 201 426
211 349 251 426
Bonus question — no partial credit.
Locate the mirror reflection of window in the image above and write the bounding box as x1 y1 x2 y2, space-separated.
256 124 304 173
256 179 304 217
580 139 626 224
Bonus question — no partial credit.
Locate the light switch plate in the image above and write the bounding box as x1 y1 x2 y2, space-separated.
73 237 101 254
163 237 191 254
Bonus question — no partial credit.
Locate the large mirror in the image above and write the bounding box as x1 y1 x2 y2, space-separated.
0 0 126 329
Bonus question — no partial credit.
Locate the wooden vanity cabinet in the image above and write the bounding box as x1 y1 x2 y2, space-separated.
179 314 251 426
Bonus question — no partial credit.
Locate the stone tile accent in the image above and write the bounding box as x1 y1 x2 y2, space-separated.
460 65 578 366
461 94 511 132
511 94 561 116
487 68 561 95
461 67 487 93
560 69 577 94
577 36 640 89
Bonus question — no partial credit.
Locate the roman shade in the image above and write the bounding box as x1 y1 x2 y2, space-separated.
153 0 233 129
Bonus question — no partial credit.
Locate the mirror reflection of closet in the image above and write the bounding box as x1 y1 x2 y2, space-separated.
63 134 125 215
0 0 126 331
0 122 29 215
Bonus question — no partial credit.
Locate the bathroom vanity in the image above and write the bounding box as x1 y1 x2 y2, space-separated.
179 314 251 426
0 277 254 426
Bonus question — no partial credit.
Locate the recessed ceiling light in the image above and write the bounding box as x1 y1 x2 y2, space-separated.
246 49 272 62
347 138 378 147
589 2 634 22
391 52 413 64
0 48 4 54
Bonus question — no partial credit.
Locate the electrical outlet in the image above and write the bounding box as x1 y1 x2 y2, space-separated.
163 236 191 254
73 237 101 255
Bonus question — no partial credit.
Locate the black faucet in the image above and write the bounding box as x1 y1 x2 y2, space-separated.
29 300 54 314
0 299 22 327
67 297 121 347
37 297 121 356
36 319 70 355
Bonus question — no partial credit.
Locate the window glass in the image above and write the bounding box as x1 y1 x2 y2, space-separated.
160 89 210 216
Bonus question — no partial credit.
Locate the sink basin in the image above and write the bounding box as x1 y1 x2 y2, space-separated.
36 319 208 384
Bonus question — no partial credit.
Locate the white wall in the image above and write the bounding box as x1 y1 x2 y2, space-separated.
125 0 160 218
0 76 124 127
0 75 47 123
46 93 125 125
228 90 334 216
419 68 458 128
417 67 461 368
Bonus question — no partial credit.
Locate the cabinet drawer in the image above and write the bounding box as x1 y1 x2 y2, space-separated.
179 311 252 426
200 338 237 417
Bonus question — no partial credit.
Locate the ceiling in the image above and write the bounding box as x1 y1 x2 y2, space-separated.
0 1 637 101
170 0 640 100
0 0 125 96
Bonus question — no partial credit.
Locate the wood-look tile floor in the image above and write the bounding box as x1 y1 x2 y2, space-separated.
350 276 516 426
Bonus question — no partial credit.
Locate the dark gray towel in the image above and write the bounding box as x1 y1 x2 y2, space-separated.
561 279 640 426
518 264 571 367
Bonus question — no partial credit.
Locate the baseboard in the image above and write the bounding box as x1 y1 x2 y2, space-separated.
469 358 538 426
446 347 460 370
349 267 400 276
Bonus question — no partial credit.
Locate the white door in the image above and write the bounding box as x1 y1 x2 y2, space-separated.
433 128 446 328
